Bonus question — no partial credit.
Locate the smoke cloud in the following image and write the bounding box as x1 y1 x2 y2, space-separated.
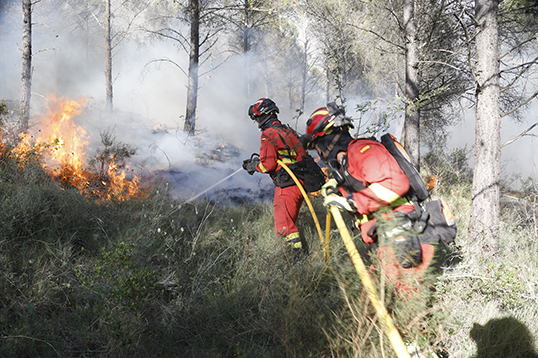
0 2 281 203
1 0 537 201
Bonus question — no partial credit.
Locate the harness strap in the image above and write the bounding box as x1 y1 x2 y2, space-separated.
314 131 342 161
277 132 298 163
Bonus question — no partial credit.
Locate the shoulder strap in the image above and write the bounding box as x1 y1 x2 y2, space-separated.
277 132 296 161
340 154 368 192
268 123 303 162
380 133 430 202
313 132 342 160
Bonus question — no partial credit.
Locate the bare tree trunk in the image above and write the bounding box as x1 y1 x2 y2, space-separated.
470 0 501 251
326 64 330 103
401 0 420 168
288 72 293 110
243 0 251 99
340 41 348 103
105 0 113 114
300 40 308 111
19 0 32 131
184 0 199 134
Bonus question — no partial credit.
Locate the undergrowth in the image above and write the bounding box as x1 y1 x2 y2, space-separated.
1 136 537 357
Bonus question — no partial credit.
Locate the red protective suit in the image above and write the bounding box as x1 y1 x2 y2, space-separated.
338 139 411 216
255 120 307 249
338 138 435 293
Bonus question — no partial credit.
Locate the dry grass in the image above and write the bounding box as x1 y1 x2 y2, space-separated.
1 136 537 357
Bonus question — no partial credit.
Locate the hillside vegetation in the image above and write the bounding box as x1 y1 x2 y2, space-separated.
1 127 538 357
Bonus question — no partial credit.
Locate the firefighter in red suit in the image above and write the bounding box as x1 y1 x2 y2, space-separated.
303 105 436 293
242 98 308 253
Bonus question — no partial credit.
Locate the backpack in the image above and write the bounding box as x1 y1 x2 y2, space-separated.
273 155 326 192
423 198 457 244
269 123 326 192
380 133 457 244
380 133 430 202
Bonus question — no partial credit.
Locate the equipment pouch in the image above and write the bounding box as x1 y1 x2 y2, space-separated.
271 169 295 188
424 199 457 244
282 155 326 192
393 234 422 268
378 212 422 268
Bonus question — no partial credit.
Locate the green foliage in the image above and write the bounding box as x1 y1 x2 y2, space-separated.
89 127 137 175
75 242 160 310
422 145 474 189
432 185 538 357
500 0 538 31
73 240 162 354
354 97 403 137
0 150 103 254
480 262 529 310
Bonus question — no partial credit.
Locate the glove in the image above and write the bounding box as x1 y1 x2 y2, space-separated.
355 218 377 245
242 157 260 175
321 178 339 198
323 194 355 212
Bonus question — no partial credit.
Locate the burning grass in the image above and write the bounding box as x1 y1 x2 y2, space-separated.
3 95 147 202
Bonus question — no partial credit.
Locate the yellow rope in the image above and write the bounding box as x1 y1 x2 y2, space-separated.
329 206 411 358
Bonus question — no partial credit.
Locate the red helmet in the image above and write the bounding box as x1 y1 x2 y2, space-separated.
304 103 353 148
248 98 279 120
306 107 334 142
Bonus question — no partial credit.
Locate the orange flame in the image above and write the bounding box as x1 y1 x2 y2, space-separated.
426 175 440 191
10 95 146 201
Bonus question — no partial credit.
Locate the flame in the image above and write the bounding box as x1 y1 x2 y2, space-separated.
426 174 440 191
9 95 147 201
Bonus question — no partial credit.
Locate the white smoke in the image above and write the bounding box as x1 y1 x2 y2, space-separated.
2 0 537 199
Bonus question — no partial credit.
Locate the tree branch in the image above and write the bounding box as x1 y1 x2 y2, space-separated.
144 58 187 77
145 28 189 53
198 54 232 77
499 35 537 60
349 24 404 51
420 60 467 73
502 122 538 148
501 90 538 118
454 11 478 87
90 9 104 29
500 55 538 74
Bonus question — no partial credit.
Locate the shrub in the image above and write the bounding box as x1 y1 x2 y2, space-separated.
422 146 473 190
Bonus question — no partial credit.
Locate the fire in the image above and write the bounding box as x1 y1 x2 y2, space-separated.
9 95 146 201
42 98 88 173
426 174 440 191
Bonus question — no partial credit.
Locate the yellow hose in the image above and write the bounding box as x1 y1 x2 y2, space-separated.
329 206 411 358
276 159 325 249
325 212 332 263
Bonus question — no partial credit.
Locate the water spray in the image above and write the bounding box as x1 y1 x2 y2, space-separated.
179 167 244 207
